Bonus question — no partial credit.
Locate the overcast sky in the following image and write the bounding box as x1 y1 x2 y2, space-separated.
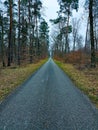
42 0 59 27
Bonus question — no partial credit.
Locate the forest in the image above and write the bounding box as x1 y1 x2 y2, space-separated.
50 0 98 68
0 0 49 67
0 0 98 107
0 0 98 68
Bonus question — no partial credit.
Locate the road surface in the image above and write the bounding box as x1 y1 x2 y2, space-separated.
0 58 98 130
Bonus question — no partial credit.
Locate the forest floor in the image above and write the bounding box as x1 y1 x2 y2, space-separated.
55 60 98 108
0 59 47 101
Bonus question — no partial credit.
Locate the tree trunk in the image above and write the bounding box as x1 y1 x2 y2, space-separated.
8 0 13 66
89 0 96 67
1 14 6 67
65 4 70 53
28 0 33 63
18 0 21 65
35 16 40 56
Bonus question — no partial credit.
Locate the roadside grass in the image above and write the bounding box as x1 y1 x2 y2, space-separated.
0 59 47 101
55 60 98 108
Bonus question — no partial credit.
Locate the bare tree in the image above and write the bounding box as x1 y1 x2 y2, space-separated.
72 18 80 51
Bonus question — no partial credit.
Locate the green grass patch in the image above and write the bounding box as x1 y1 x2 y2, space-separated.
55 60 98 108
0 59 47 101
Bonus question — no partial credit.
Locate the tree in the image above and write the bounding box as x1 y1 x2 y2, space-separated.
50 15 72 56
89 0 96 67
28 0 33 63
21 3 28 62
4 0 16 66
7 0 13 66
33 0 42 56
6 0 13 66
94 1 98 51
0 0 47 67
0 12 6 67
85 0 97 67
17 0 21 65
76 35 83 50
72 18 80 51
57 0 79 53
39 19 49 57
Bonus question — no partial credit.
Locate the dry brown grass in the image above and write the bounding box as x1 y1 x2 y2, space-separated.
55 60 98 108
0 59 47 100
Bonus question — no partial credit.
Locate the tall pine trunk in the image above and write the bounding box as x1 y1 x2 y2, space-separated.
18 0 21 65
65 4 70 53
1 14 6 67
28 0 33 63
8 0 13 66
89 0 96 67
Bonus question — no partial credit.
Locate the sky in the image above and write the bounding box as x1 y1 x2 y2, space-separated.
42 0 59 27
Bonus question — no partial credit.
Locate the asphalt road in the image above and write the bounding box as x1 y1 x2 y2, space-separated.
0 58 98 130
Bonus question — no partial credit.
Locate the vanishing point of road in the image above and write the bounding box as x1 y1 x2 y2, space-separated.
0 59 98 130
